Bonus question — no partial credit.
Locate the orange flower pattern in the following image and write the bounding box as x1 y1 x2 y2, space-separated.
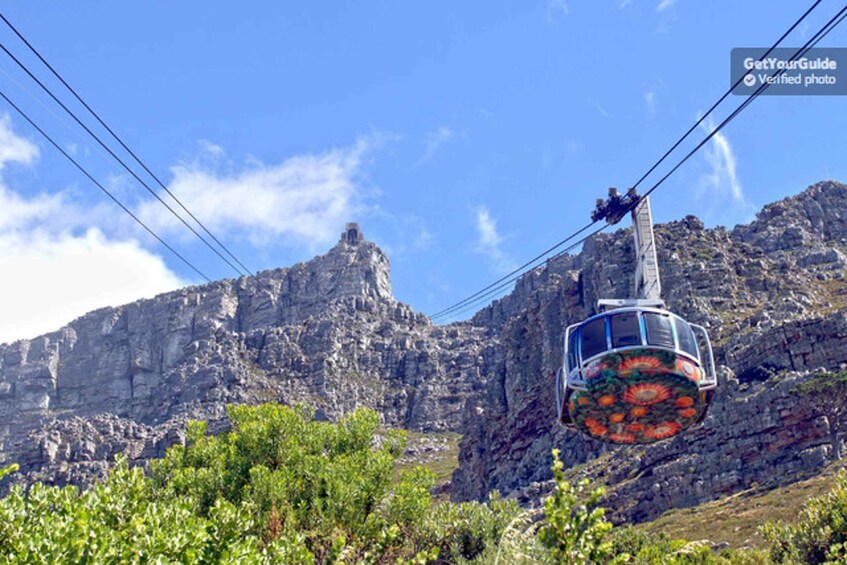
618 356 663 376
622 383 672 405
568 348 710 444
643 422 683 440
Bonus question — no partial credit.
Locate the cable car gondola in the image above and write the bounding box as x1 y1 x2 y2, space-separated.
556 189 717 444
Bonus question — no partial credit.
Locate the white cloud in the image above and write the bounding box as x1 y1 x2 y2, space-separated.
419 126 453 163
644 88 657 114
0 185 63 232
474 207 515 273
798 20 810 40
0 116 185 344
657 0 677 11
0 114 38 169
589 99 611 118
546 0 569 21
198 139 225 158
617 0 632 8
0 226 185 344
138 138 371 247
415 228 434 250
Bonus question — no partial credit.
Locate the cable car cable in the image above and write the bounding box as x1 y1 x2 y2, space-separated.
432 2 823 321
432 2 843 323
0 41 249 278
0 88 211 283
435 223 609 322
0 13 255 277
629 0 823 194
638 1 847 206
430 220 598 319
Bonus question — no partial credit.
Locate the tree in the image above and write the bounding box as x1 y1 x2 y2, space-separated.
794 371 847 460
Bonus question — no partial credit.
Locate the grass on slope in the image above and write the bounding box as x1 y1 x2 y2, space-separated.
394 431 462 499
639 461 845 549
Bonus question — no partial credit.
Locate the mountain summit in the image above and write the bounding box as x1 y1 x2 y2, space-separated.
0 223 490 490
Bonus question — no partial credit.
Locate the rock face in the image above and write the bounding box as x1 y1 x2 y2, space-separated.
0 223 495 490
452 181 847 523
2 183 847 526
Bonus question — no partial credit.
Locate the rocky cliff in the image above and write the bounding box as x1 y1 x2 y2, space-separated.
452 180 847 523
0 223 496 489
2 183 847 526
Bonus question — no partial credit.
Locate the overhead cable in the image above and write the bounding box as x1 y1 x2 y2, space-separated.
0 13 254 276
0 38 249 277
432 1 840 323
0 88 211 283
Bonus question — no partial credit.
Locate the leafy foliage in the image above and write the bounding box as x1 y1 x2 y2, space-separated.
4 405 847 564
0 404 518 564
760 470 847 564
538 448 615 563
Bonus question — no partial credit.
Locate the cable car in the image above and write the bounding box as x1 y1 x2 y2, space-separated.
556 189 717 444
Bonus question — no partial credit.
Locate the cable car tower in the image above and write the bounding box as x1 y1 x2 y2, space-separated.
557 189 717 444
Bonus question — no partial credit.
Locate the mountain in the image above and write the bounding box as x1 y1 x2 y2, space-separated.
0 223 494 488
2 183 847 525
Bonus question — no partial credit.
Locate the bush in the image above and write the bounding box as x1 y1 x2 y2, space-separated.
538 449 615 564
0 404 516 564
760 470 847 564
419 491 520 562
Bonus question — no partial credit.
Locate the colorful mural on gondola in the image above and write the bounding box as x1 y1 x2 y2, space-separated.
567 348 708 444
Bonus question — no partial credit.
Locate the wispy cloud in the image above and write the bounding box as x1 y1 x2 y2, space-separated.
657 0 677 11
366 211 435 261
415 227 434 250
644 88 657 114
589 99 611 118
419 126 454 163
798 20 811 40
138 137 373 248
0 114 38 169
474 207 515 273
198 139 225 158
697 116 744 203
546 0 569 22
617 0 632 8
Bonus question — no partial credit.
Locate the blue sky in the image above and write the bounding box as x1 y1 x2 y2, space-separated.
0 1 845 342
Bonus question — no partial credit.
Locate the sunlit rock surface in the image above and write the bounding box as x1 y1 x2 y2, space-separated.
3 184 847 525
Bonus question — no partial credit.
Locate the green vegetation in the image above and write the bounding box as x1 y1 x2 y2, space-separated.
1 404 847 563
761 470 847 564
640 462 844 549
0 405 518 563
532 458 847 564
537 449 614 563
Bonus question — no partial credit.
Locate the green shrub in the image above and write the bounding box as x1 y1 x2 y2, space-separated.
418 491 520 562
0 404 517 564
760 470 847 564
538 449 615 564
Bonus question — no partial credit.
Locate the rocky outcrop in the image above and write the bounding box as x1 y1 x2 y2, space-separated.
0 223 495 490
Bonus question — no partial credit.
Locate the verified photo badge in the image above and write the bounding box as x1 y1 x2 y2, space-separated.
731 47 846 95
